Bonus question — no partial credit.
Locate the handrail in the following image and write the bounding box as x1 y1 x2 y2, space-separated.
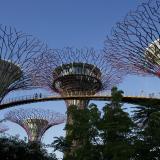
1 91 160 106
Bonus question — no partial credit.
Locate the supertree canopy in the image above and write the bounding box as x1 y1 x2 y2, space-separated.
5 108 65 142
0 24 44 103
104 0 160 77
32 47 123 109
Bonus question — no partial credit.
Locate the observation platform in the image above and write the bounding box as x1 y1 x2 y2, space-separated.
0 93 160 110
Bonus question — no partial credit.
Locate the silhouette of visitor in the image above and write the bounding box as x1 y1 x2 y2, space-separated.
35 93 38 99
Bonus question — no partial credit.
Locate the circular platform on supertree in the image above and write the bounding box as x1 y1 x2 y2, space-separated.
145 39 160 64
0 59 22 96
52 62 102 95
31 47 123 108
0 25 45 103
104 1 160 78
145 39 160 77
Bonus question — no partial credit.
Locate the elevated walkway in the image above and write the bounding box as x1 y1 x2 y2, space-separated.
0 93 160 110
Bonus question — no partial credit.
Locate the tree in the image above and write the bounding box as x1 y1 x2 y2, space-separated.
100 87 134 160
133 105 160 128
0 136 57 160
132 104 160 159
53 87 135 160
53 104 102 160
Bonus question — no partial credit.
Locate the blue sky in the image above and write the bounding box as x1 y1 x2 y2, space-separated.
0 0 144 48
0 0 160 158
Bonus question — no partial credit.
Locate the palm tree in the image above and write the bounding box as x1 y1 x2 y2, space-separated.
132 105 160 128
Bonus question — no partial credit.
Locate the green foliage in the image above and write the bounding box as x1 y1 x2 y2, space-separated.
53 104 102 160
133 105 160 128
53 87 160 159
0 137 57 160
133 105 160 160
101 107 134 160
53 87 135 160
110 87 124 107
100 87 134 160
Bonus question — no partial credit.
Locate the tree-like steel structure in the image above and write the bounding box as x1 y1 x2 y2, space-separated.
32 47 123 109
0 25 44 103
31 47 124 153
5 108 65 142
104 0 160 77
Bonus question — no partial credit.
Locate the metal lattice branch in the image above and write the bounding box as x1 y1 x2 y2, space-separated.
104 0 160 77
0 24 45 102
31 47 124 93
5 108 65 142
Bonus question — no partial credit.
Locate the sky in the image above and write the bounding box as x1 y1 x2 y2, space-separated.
0 0 160 159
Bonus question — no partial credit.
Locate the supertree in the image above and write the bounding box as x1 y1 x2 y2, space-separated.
31 47 124 110
0 24 44 103
5 108 65 142
31 47 124 156
104 0 160 77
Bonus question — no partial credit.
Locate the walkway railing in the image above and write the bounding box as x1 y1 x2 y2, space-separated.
1 94 53 104
1 91 160 105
